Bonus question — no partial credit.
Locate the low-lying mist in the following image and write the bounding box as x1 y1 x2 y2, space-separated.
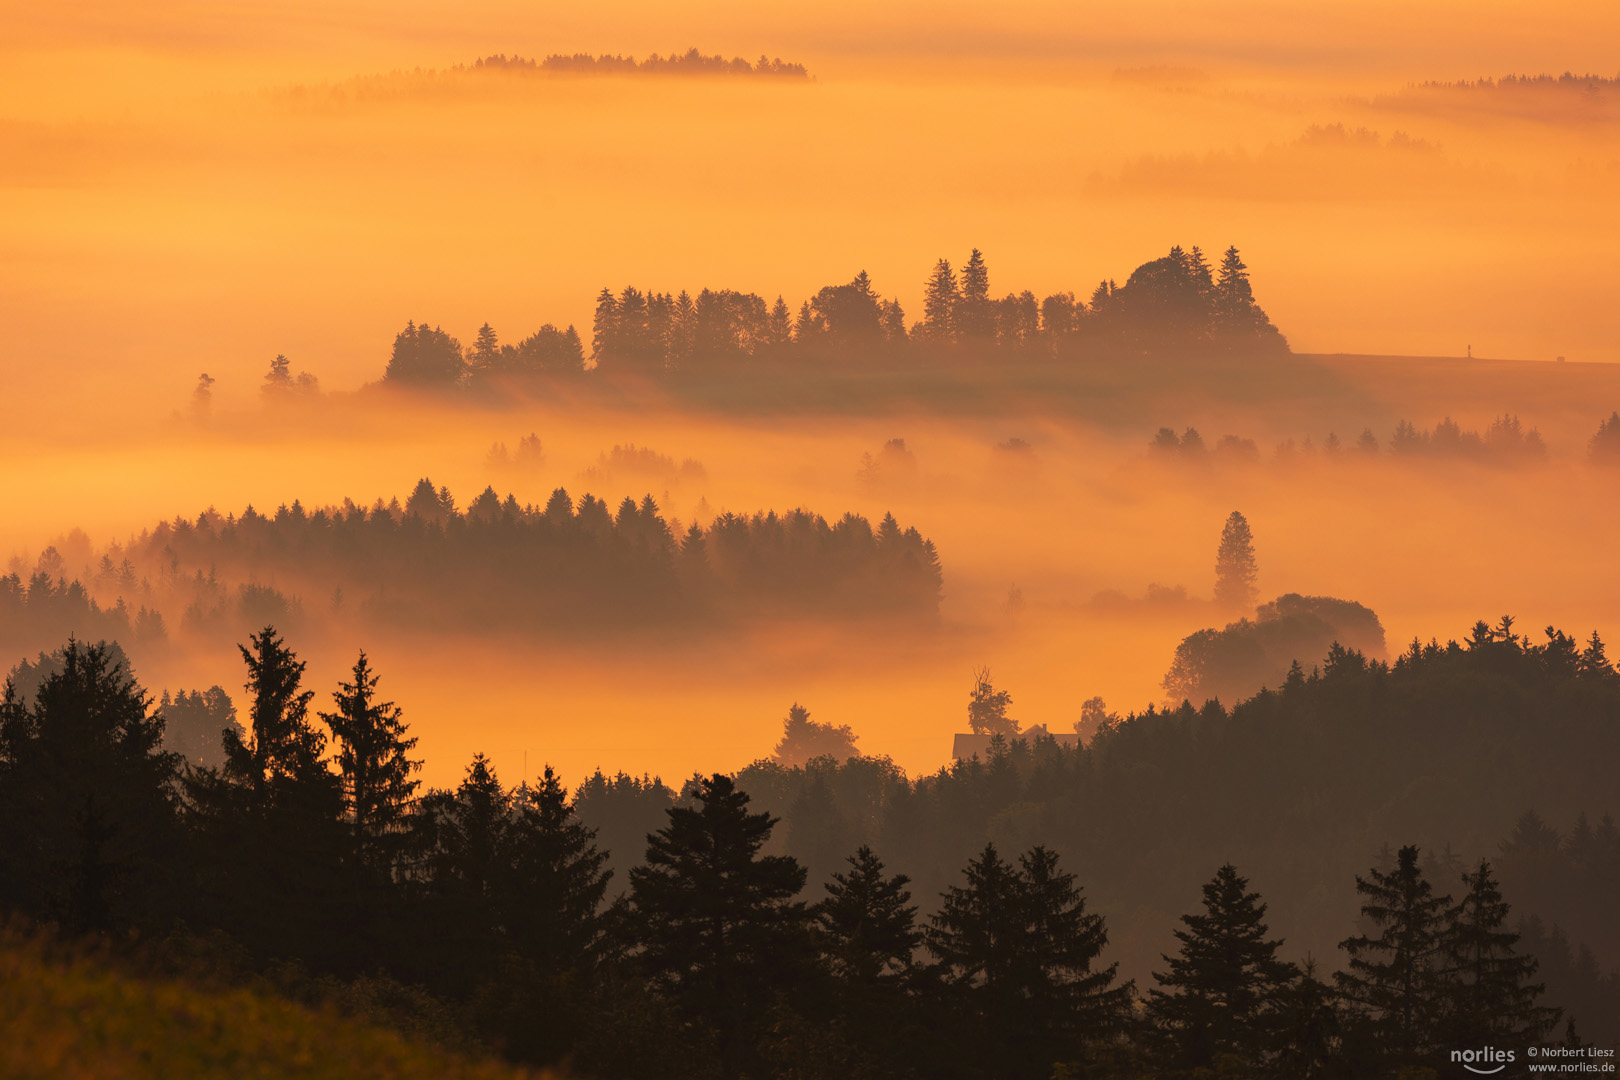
6 366 1619 790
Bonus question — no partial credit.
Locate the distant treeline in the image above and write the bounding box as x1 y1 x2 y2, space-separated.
471 49 810 79
0 572 166 660
1417 71 1620 93
1147 410 1616 466
0 619 1615 1079
380 245 1288 385
99 481 941 637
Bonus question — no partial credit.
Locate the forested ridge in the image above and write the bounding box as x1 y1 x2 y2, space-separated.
1 616 1615 1078
0 481 942 653
376 245 1286 388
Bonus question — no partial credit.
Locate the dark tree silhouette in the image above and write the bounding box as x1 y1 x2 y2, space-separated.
0 640 178 931
919 258 958 343
1439 859 1560 1048
928 843 1127 1078
955 249 994 343
505 765 612 970
816 845 920 987
185 626 345 962
320 651 420 870
474 764 615 1068
1146 863 1299 1072
1336 845 1452 1070
627 774 812 1079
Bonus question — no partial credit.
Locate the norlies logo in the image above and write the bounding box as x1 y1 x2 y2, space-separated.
1453 1046 1517 1075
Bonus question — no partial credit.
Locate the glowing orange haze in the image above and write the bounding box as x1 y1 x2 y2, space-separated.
2 0 1619 788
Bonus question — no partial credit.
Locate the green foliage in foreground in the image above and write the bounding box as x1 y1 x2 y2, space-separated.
0 930 539 1080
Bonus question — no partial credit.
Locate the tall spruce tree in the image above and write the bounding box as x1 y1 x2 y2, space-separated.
1214 510 1259 610
956 248 994 343
186 626 346 962
1147 864 1299 1072
814 846 924 1077
416 754 514 988
817 845 921 986
920 258 958 344
320 651 420 871
929 843 1126 1079
1439 860 1560 1047
627 774 812 1079
1336 845 1452 1071
0 640 179 931
506 765 612 970
474 765 615 1069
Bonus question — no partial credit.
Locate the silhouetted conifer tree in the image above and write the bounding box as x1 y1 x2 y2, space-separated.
812 845 924 1076
0 640 179 931
186 626 345 962
919 258 958 343
1439 860 1560 1047
475 765 615 1068
1147 864 1299 1072
1336 845 1451 1071
627 774 813 1079
928 843 1126 1079
1214 510 1259 609
956 248 994 343
320 651 420 871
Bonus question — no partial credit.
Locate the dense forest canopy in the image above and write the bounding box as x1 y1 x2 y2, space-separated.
379 245 1287 387
0 618 1614 1078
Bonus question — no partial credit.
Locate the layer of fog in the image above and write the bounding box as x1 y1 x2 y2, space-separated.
5 383 1619 790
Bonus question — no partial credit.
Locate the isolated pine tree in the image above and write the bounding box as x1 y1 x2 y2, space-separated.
320 650 420 870
1214 510 1259 610
1336 845 1451 1069
1147 864 1299 1071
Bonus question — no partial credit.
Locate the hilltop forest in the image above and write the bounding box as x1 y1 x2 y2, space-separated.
377 245 1286 387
